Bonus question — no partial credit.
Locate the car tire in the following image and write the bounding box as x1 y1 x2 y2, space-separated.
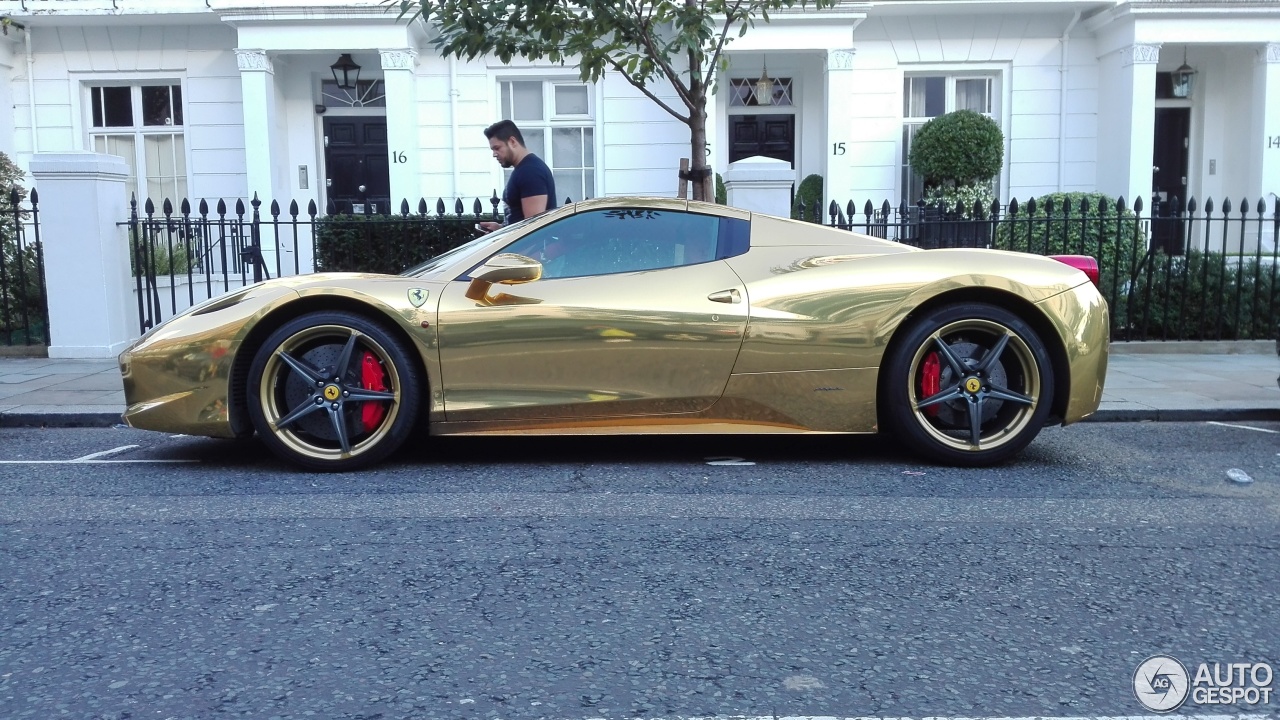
881 302 1054 467
247 311 422 471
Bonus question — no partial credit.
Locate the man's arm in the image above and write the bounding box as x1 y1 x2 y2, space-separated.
521 194 548 218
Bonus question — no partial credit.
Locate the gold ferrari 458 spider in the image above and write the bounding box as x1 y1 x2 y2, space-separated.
119 197 1109 471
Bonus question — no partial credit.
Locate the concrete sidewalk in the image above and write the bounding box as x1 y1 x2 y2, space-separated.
0 342 1276 429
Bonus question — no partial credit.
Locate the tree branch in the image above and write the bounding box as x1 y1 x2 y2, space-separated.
605 55 692 124
634 14 697 111
706 0 749 90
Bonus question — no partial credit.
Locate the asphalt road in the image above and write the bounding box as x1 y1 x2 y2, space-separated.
1 422 1278 720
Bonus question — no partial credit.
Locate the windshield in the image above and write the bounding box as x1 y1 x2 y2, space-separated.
399 216 539 277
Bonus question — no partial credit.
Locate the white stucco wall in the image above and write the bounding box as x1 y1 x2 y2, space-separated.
0 33 19 163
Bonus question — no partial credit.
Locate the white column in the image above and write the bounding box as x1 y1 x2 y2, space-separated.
235 49 282 204
824 49 856 215
381 49 419 211
1096 43 1159 207
0 32 19 158
29 153 135 358
1253 43 1280 210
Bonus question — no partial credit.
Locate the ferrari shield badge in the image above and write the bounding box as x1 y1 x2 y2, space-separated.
408 288 429 308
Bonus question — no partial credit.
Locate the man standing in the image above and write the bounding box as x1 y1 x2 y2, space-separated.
477 120 557 232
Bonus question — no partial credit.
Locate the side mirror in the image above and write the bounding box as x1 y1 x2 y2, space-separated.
472 253 542 285
465 253 543 306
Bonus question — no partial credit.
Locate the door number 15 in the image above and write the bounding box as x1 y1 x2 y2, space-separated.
832 142 846 156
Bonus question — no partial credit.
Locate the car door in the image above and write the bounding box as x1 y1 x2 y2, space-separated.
437 207 750 422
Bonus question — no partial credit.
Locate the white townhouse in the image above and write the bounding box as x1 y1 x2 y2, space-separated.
1 0 1279 236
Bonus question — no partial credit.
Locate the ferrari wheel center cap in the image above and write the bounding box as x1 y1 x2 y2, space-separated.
323 384 342 401
964 377 983 393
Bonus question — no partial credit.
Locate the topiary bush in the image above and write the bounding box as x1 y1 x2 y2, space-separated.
908 109 1004 189
791 173 823 222
715 173 726 205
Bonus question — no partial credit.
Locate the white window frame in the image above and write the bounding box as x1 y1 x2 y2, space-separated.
80 75 191 209
899 66 1008 204
494 75 600 204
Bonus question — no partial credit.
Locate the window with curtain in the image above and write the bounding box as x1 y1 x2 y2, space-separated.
88 83 187 206
901 75 997 202
499 80 596 204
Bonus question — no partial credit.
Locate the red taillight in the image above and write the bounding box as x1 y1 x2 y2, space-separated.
360 351 388 432
1049 254 1099 286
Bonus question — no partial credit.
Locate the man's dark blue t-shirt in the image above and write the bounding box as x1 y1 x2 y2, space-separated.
504 153 557 223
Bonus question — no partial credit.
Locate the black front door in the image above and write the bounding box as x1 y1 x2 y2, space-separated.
1152 107 1190 254
324 117 390 215
729 114 795 167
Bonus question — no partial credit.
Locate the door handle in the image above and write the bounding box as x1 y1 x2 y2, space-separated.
708 289 741 304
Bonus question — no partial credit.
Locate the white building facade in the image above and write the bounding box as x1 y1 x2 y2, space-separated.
2 0 1279 226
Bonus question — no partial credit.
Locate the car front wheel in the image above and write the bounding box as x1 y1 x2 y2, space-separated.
247 311 421 471
882 302 1054 466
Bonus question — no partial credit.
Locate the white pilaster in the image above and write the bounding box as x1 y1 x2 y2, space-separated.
1096 43 1159 207
29 153 135 357
1253 43 1280 210
824 49 856 212
235 49 283 205
381 48 419 210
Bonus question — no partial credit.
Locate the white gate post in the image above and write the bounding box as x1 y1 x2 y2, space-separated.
29 152 135 358
722 155 797 218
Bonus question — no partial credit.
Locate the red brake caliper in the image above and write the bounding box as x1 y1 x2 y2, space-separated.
921 352 941 416
360 352 388 432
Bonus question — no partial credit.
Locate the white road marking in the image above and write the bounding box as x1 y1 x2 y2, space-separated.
1207 421 1280 434
571 715 1277 720
73 445 139 461
0 444 198 464
0 460 199 464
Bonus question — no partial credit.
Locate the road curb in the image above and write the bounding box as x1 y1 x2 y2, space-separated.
0 412 124 429
1086 408 1280 423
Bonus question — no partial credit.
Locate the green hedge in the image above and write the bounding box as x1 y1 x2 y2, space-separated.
314 214 486 274
992 192 1147 308
791 174 823 222
1122 251 1278 340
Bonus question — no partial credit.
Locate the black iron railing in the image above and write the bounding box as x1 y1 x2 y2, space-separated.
0 187 48 347
799 194 1279 342
0 187 1264 343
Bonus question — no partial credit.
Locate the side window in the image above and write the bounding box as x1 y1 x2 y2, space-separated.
500 209 738 279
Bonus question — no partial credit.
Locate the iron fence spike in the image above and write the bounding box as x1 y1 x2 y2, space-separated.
289 199 299 217
180 198 190 215
217 198 227 214
199 198 209 215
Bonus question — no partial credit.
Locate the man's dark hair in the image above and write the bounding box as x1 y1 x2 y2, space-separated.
484 119 525 146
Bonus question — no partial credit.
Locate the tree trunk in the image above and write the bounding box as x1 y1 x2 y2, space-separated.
689 114 708 202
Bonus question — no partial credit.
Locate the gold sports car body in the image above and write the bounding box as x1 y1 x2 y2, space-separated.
120 197 1109 471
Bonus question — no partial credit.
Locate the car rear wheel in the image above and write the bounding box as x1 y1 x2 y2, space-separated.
882 302 1054 466
247 311 421 471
